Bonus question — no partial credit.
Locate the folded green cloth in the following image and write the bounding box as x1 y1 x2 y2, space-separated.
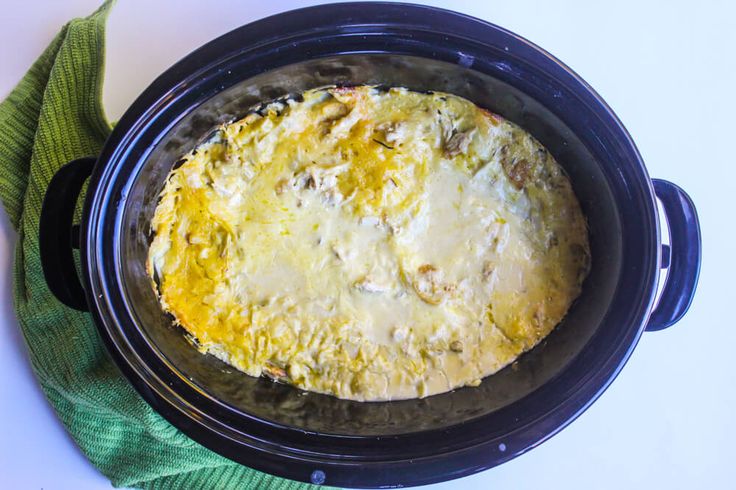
0 2 329 489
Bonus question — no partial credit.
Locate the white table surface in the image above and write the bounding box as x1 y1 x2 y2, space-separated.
1 1 734 488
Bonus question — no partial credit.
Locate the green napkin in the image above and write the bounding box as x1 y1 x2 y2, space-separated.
0 2 329 489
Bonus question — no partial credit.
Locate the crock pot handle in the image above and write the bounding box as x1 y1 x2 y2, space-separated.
646 179 701 331
39 157 95 311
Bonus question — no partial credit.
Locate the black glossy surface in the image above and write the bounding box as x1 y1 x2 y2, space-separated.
646 179 701 331
42 2 701 487
118 54 621 436
39 157 96 311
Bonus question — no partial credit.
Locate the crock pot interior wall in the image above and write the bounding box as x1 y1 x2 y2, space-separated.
120 55 621 435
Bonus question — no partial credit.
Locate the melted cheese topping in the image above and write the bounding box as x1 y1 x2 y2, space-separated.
148 86 590 401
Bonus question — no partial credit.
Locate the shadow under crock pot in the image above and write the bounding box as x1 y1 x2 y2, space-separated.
120 55 620 436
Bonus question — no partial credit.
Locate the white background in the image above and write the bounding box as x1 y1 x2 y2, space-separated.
1 1 734 489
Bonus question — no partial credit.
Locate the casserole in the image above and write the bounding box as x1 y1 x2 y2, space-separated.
38 3 701 487
147 85 592 402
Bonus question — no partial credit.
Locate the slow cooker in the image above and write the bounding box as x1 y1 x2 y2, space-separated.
38 3 701 487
